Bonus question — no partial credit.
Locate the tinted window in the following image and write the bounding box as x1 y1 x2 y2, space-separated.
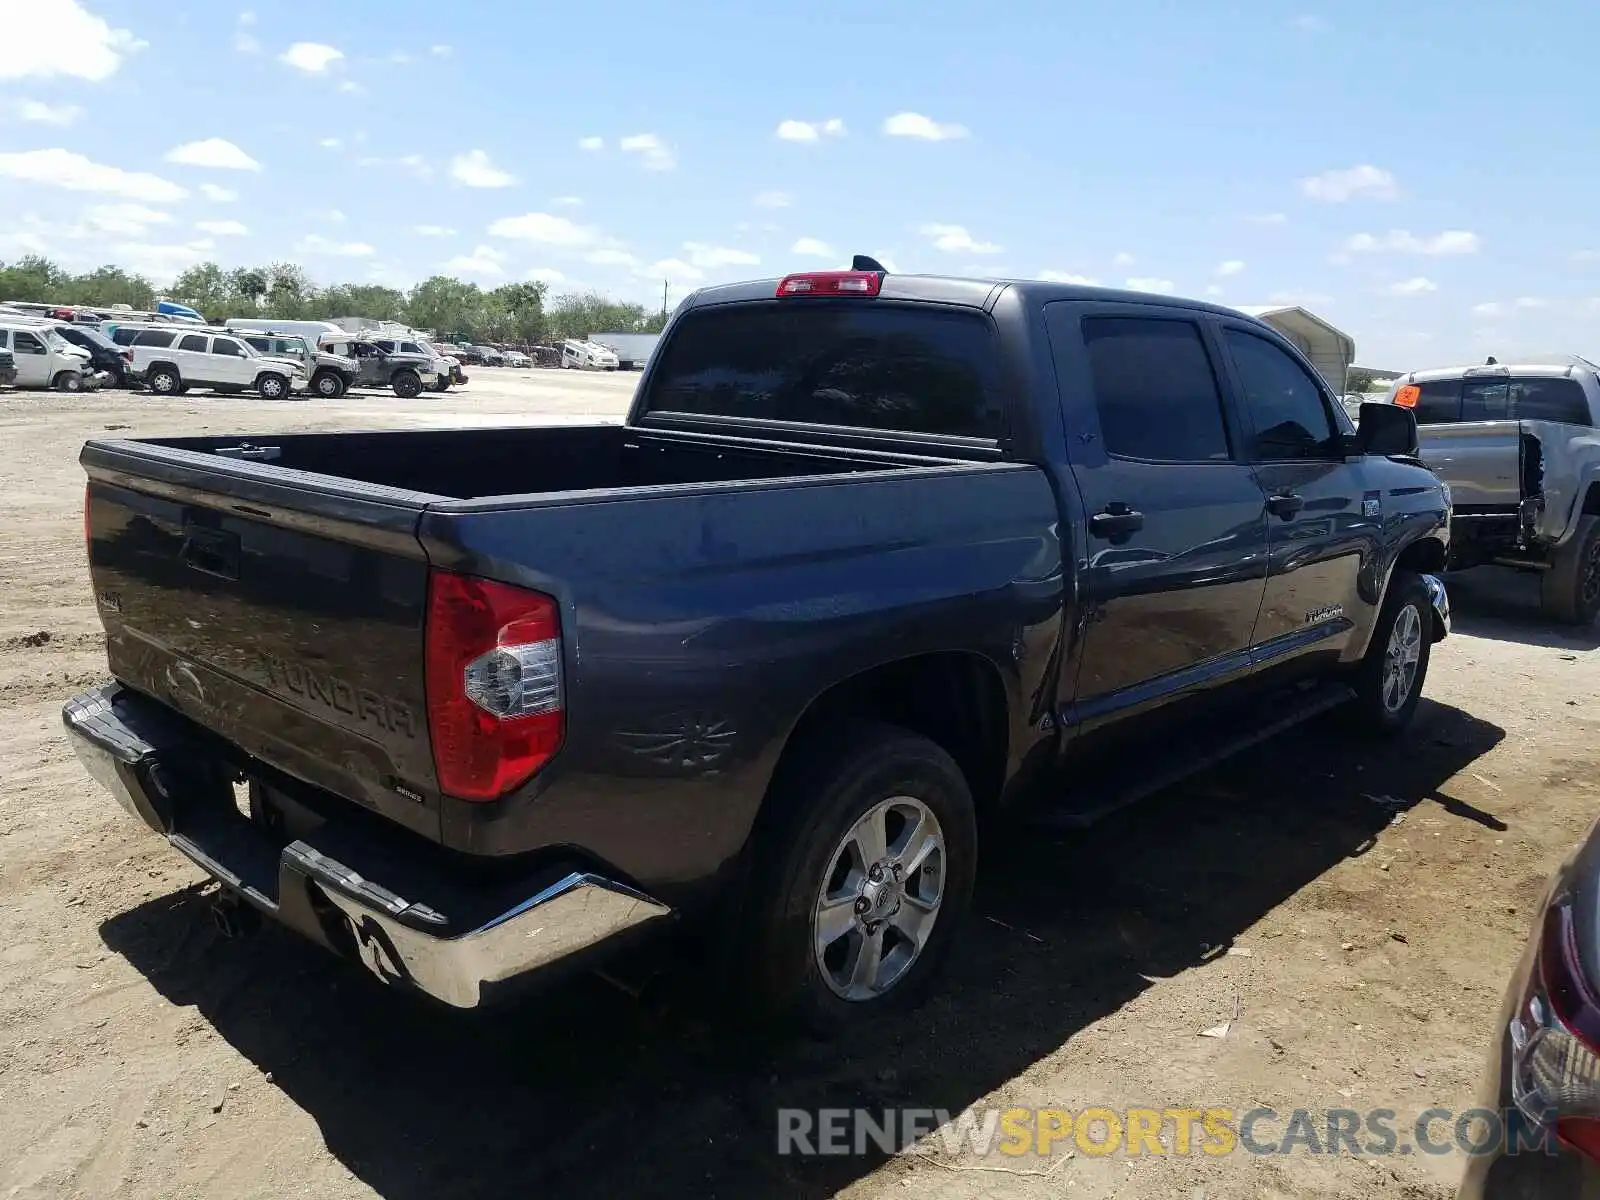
1413 379 1462 424
400 342 423 354
1224 329 1337 459
212 338 245 358
14 331 45 354
178 334 208 352
1462 379 1511 421
243 336 269 352
1510 377 1591 425
110 327 138 346
0 331 8 348
644 303 1004 439
1077 316 1230 461
375 340 396 353
133 330 175 348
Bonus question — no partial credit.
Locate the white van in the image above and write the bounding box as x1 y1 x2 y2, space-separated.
560 339 619 371
0 321 100 391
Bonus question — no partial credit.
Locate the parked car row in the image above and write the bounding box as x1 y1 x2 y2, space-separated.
0 315 115 392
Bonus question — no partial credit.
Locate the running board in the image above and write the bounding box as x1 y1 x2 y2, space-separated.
1029 681 1357 830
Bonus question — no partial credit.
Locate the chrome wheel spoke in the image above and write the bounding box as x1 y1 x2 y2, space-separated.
814 896 857 951
894 811 940 877
891 895 938 951
850 806 888 867
847 927 886 994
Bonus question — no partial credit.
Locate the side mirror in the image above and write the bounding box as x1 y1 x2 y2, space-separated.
1355 401 1419 457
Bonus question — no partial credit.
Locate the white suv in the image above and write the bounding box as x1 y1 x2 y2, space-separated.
121 326 307 398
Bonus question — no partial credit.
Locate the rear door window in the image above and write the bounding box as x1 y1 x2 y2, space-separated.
14 332 45 354
1412 379 1463 424
1510 377 1591 424
1074 316 1232 461
1462 379 1512 421
643 302 1005 439
178 334 208 352
400 342 423 354
133 330 175 348
110 327 138 346
1223 328 1339 460
211 338 246 358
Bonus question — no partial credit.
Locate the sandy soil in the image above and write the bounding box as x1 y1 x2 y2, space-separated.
1 372 1597 1200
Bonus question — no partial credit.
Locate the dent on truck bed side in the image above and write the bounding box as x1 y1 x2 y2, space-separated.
414 462 1067 906
1521 421 1600 545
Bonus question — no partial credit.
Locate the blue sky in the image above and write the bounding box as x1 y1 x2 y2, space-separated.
3 0 1599 369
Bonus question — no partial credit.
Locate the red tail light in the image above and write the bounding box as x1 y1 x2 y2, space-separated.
776 271 882 298
424 570 564 801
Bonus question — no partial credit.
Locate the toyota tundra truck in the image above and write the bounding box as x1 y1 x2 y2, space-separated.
65 263 1452 1027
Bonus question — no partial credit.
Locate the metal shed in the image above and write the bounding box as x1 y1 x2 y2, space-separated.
1234 305 1355 392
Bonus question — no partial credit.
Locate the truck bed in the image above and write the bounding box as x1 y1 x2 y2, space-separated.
82 422 1057 876
138 424 940 500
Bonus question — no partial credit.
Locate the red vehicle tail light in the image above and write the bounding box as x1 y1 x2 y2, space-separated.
1509 899 1600 1156
776 271 882 298
424 570 564 801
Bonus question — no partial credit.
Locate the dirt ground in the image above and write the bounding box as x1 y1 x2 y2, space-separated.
2 374 1597 1200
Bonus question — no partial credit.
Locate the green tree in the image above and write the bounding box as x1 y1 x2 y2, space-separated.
0 254 70 302
487 281 548 345
172 263 233 318
545 291 655 341
406 275 486 341
72 265 155 309
321 283 408 322
264 262 316 318
228 267 268 310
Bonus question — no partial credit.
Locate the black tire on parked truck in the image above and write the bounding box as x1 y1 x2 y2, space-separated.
1541 514 1600 626
256 372 290 400
1344 570 1433 737
53 370 84 393
432 377 450 392
735 722 976 1032
311 369 345 399
391 369 422 399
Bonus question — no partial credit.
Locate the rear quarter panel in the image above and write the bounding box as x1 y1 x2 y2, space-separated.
1417 422 1523 507
417 463 1066 901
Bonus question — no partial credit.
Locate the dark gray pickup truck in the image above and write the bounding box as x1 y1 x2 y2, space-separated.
65 262 1452 1027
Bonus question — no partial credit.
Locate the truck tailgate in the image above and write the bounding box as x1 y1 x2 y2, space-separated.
82 438 443 840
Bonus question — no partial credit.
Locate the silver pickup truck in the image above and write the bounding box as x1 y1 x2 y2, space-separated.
1385 357 1600 624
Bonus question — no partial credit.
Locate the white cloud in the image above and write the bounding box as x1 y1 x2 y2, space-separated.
1387 277 1437 296
84 204 172 236
116 239 216 282
754 190 791 209
1205 284 1225 297
2 0 145 82
356 154 432 179
442 245 504 276
318 137 341 149
234 12 259 55
578 136 604 152
280 42 344 73
430 44 452 57
919 223 1001 254
1267 290 1335 306
1112 251 1135 267
585 247 639 267
776 118 847 142
619 133 675 170
882 112 969 141
683 242 760 269
1572 249 1600 263
1247 212 1289 225
450 149 514 188
551 195 582 207
1471 302 1503 317
526 267 565 285
1215 259 1246 277
1301 164 1398 202
1038 270 1099 285
0 149 186 202
646 258 704 285
14 100 84 125
317 209 345 223
1345 229 1481 255
198 182 237 202
196 219 249 237
164 138 261 171
1126 277 1177 294
414 224 456 237
488 211 600 246
337 80 364 96
1292 14 1329 32
1514 296 1546 309
791 237 835 258
296 233 374 257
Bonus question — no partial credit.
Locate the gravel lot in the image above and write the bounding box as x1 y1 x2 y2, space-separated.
2 369 1597 1199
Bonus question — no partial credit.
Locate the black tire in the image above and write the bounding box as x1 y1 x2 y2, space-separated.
147 365 180 395
1346 570 1434 737
256 372 289 400
312 370 345 399
391 369 422 399
1540 515 1600 626
736 722 976 1032
53 371 84 393
432 378 450 392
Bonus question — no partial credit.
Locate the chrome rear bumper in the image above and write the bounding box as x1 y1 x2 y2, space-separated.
1422 572 1451 640
64 682 671 1008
